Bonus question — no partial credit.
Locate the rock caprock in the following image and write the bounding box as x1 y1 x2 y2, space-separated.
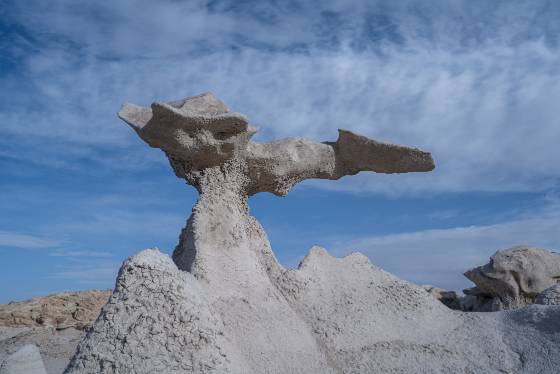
65 93 560 374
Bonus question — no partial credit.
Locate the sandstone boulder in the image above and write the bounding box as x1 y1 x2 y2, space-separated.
0 291 111 331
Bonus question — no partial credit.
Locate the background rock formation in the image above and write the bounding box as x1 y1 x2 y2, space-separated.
0 326 82 374
421 246 560 312
464 246 560 311
63 94 560 373
0 291 110 373
0 291 110 331
421 285 462 310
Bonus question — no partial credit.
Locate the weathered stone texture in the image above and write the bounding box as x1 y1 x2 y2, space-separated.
63 93 560 374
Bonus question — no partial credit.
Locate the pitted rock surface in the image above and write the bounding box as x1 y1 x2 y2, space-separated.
65 249 238 374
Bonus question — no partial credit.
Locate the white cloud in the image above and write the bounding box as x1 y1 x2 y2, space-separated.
2 1 559 195
48 262 120 285
4 0 558 301
48 250 113 258
0 231 61 249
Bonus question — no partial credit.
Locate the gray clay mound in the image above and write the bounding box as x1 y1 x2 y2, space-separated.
64 93 560 373
66 248 560 374
0 344 47 374
0 327 83 374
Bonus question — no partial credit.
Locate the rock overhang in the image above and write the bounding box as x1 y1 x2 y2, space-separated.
118 92 436 196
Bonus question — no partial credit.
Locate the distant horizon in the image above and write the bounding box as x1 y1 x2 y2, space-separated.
1 0 560 303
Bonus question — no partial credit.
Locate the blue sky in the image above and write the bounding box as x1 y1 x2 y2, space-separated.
1 0 560 303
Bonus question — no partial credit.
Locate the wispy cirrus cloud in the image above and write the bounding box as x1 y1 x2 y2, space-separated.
1 0 559 194
48 250 113 258
48 262 120 286
0 230 61 249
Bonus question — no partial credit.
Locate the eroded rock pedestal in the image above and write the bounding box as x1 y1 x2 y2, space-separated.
64 94 560 374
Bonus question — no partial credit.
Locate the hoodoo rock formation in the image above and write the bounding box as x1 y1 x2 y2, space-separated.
64 93 560 374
